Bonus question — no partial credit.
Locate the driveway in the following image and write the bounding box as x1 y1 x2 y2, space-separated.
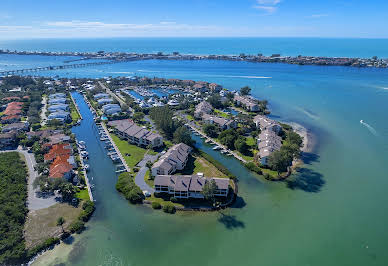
135 153 159 193
1 148 59 211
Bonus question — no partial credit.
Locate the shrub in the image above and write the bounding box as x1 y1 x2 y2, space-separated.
127 189 143 203
151 202 161 209
163 203 176 214
133 167 139 173
245 162 262 175
170 197 178 203
68 220 85 234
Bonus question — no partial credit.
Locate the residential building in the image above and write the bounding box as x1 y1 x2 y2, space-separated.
257 130 283 166
97 98 114 105
194 101 213 118
47 111 71 122
0 132 17 148
151 143 192 176
48 104 69 112
108 119 163 148
154 173 229 199
48 98 67 105
253 114 282 134
2 122 29 133
102 103 121 115
234 95 260 112
209 83 222 92
201 113 237 130
93 93 110 99
1 115 21 124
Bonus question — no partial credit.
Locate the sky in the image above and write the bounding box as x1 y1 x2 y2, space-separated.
0 0 387 39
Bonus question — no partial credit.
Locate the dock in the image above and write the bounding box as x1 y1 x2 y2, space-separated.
99 123 131 172
186 124 247 164
77 145 94 201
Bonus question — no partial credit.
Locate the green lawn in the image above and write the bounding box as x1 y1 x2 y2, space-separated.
75 189 89 200
111 134 147 169
246 136 256 147
261 168 281 179
176 155 227 178
214 109 230 118
144 170 154 187
186 114 194 121
69 98 81 121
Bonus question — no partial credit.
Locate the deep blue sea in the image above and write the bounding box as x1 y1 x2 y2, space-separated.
1 38 388 266
1 37 388 58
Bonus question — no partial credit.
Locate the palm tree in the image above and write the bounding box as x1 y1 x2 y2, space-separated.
57 216 65 233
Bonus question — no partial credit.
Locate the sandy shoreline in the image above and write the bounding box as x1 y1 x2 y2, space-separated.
287 121 315 154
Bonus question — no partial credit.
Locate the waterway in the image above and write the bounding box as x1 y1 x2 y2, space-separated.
4 53 386 265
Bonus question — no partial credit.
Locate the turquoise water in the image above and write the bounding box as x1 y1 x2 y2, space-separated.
1 46 387 265
2 38 388 57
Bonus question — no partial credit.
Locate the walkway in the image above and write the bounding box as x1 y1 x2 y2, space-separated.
76 146 93 201
135 153 159 193
1 148 59 210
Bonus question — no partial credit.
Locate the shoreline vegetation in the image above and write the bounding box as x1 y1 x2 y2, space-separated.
0 50 387 77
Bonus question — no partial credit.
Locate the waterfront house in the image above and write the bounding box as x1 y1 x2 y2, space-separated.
194 101 213 118
154 173 229 199
93 93 110 99
97 98 114 106
234 95 260 112
151 143 192 176
47 111 71 122
48 104 69 112
209 83 222 92
253 114 282 134
48 98 67 105
201 113 237 130
108 119 163 148
49 93 66 99
257 130 283 166
48 154 76 179
102 103 121 115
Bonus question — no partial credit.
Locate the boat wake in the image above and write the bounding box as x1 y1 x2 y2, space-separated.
360 120 378 136
206 74 272 79
295 107 319 120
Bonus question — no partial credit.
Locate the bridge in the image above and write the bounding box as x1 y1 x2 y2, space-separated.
0 59 132 76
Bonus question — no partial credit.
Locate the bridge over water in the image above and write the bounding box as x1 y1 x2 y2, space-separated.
0 59 132 76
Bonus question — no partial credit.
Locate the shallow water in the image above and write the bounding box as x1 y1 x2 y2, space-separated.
4 54 385 266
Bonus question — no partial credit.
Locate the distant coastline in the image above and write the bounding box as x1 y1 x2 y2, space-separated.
0 49 388 75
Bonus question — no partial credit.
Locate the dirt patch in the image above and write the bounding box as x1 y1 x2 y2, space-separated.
24 203 82 249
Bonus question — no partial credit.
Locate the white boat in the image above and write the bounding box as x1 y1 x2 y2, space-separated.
360 120 364 123
213 146 221 150
81 151 89 158
84 164 90 171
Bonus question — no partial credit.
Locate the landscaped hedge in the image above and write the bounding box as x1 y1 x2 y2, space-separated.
162 203 176 214
244 162 263 175
151 202 161 209
116 172 144 204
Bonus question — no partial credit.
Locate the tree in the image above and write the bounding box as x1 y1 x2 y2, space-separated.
207 94 223 109
218 129 238 150
203 124 218 138
234 137 249 154
240 86 251 96
268 150 292 175
173 126 193 146
133 112 145 122
59 182 77 202
57 217 65 233
203 179 217 205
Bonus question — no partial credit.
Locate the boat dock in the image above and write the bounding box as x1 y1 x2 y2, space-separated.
98 122 130 173
76 143 94 201
186 124 247 164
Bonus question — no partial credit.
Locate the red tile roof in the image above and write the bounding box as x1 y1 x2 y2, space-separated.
1 115 21 121
49 155 73 178
44 143 72 162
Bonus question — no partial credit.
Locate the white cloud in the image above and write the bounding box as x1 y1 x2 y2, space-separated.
256 0 281 4
253 6 278 13
308 14 329 18
254 0 282 14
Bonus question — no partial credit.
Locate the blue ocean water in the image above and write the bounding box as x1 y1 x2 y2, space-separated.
1 37 388 58
1 39 388 265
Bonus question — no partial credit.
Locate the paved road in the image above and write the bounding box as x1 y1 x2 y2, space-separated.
135 153 159 193
1 148 59 210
